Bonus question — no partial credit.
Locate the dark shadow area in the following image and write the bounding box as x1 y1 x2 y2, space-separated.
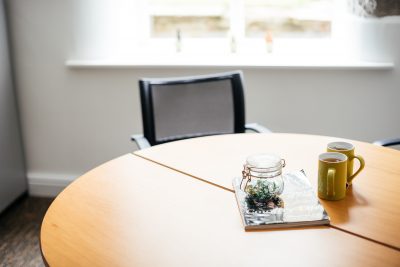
0 195 53 267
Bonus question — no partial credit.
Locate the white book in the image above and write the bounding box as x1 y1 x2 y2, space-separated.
233 170 330 230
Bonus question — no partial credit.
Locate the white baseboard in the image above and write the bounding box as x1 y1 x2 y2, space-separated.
28 172 79 197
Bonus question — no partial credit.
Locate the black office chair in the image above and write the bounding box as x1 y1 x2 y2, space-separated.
131 71 271 149
373 138 400 147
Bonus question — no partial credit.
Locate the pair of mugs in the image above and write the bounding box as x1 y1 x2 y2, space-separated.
318 142 365 201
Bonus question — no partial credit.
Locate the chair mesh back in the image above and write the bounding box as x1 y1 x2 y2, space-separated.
151 79 234 143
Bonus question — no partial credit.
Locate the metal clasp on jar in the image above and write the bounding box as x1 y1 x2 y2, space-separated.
240 159 285 192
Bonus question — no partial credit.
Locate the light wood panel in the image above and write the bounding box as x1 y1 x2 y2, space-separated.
134 133 400 249
41 154 400 266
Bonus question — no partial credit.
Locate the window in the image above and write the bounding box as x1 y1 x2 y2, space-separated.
147 0 332 39
244 0 332 38
74 0 335 59
134 0 334 55
149 0 231 38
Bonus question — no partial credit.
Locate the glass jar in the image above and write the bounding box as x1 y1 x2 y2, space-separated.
241 154 286 210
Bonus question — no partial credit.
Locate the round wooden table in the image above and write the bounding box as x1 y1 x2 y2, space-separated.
41 133 400 266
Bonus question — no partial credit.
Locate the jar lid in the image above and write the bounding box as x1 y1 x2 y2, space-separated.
246 153 282 169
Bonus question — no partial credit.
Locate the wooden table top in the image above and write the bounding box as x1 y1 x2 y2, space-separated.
135 133 400 250
41 153 400 266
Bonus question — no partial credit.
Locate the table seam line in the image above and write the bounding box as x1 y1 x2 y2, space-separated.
131 152 235 193
330 225 400 252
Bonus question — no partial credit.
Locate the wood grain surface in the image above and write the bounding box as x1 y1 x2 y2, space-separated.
41 154 400 266
135 133 400 249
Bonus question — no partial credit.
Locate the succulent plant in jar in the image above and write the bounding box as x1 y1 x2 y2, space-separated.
241 154 286 211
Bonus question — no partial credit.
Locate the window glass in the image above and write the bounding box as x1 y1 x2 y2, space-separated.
244 0 333 38
149 0 230 38
147 0 333 39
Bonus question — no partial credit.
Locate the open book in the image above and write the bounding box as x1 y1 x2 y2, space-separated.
233 170 330 230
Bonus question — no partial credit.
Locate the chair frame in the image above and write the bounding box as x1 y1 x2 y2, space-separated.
138 71 246 146
373 138 400 147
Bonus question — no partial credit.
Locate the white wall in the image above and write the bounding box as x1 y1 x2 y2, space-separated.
6 0 400 196
0 0 26 212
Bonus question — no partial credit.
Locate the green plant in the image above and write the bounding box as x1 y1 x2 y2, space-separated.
245 180 283 211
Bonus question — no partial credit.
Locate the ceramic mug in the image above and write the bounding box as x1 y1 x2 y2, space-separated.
318 152 349 201
327 141 365 186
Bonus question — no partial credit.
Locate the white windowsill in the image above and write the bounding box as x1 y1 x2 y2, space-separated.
67 38 395 70
66 55 394 70
69 8 400 70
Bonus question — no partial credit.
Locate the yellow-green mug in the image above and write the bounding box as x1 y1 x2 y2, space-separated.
327 141 365 186
318 152 349 201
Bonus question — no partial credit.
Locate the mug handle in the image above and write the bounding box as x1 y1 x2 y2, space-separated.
347 155 365 185
327 168 336 197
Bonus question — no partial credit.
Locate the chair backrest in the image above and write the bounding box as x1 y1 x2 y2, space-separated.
139 71 246 146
